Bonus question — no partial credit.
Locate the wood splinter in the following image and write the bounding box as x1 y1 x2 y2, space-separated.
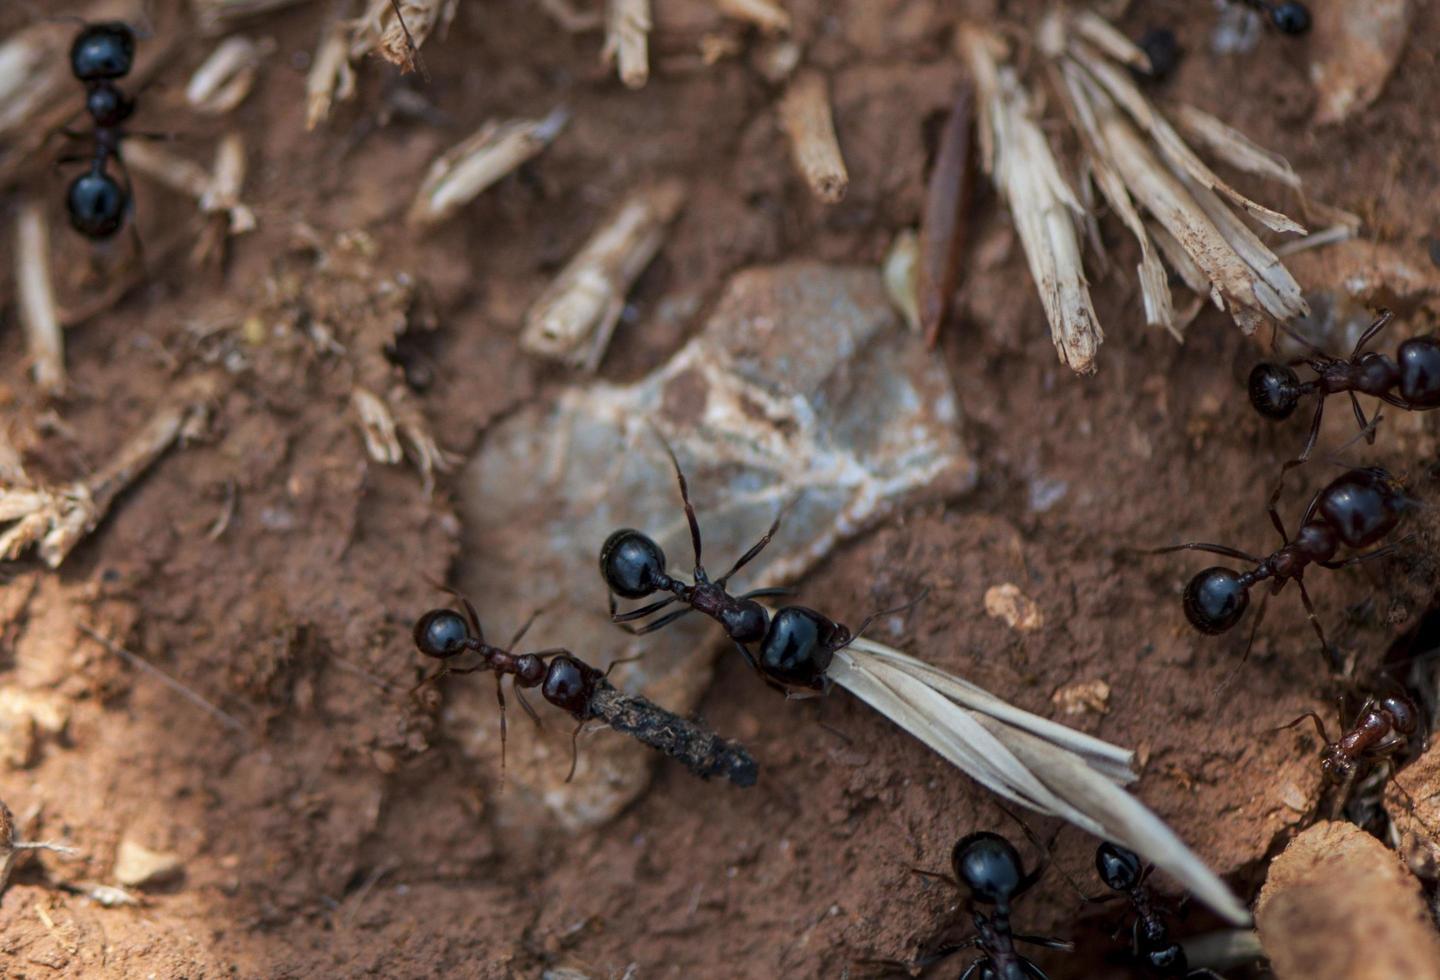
777 69 848 204
918 83 975 348
15 200 64 395
603 0 650 89
520 179 686 372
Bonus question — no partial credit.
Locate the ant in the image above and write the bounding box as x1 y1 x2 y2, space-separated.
1281 691 1425 818
1250 311 1440 471
60 21 146 241
1234 0 1311 35
1155 466 1408 663
1094 842 1221 979
600 448 921 696
413 598 599 780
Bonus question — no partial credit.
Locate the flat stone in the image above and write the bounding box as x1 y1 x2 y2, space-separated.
113 838 183 888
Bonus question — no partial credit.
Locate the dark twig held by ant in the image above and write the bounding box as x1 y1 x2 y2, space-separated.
1095 842 1221 979
413 599 757 787
1251 311 1440 474
61 22 144 242
600 446 925 696
1154 466 1409 666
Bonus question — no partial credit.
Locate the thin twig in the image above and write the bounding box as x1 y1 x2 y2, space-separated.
602 0 650 89
78 623 247 734
777 69 848 203
306 2 357 130
15 200 64 395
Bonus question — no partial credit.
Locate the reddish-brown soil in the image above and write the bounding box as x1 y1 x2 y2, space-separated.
1 0 1438 977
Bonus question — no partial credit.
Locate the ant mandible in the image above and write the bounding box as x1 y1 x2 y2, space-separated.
62 22 143 240
600 447 921 695
1251 311 1440 471
413 598 598 779
1155 466 1409 663
1095 842 1222 979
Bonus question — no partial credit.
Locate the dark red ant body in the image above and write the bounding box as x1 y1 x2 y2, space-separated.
1250 311 1440 469
413 596 759 786
1095 843 1221 979
1156 466 1408 661
601 450 919 696
62 22 141 239
1285 693 1422 788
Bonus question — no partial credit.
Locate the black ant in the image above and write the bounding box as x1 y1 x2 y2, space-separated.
1251 311 1440 471
1281 691 1425 816
897 832 1070 980
413 596 759 786
1154 466 1409 663
1235 0 1311 34
1094 842 1222 979
600 449 922 696
60 21 144 240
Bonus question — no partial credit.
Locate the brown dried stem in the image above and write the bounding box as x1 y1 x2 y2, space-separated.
306 2 357 130
918 84 974 347
15 200 64 395
602 0 650 89
350 0 456 71
777 69 848 204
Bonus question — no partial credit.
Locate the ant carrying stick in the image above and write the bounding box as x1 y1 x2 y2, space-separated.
600 446 924 696
412 597 757 787
1154 466 1409 665
869 832 1070 980
1251 311 1440 473
1280 691 1425 822
1094 842 1221 979
61 22 145 241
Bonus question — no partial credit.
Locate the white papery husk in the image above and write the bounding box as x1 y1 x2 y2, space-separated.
829 637 1250 926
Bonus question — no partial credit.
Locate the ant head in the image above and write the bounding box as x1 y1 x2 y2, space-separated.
1269 1 1311 34
757 606 846 691
541 655 598 716
70 22 136 82
1320 746 1358 784
951 831 1028 908
600 529 668 599
413 608 474 659
1094 841 1143 893
1182 567 1250 634
1143 941 1189 976
1247 363 1301 420
719 600 768 645
66 171 127 239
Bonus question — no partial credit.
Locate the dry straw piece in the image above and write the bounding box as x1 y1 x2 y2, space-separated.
14 201 64 395
350 0 456 70
520 179 687 372
777 69 848 204
0 376 218 568
714 0 791 33
407 108 570 228
602 0 651 89
962 12 1316 372
832 638 1249 926
123 136 257 243
306 5 357 130
185 35 274 114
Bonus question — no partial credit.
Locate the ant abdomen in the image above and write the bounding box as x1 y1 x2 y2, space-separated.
414 608 474 658
70 22 136 82
758 606 848 690
1248 363 1301 420
600 528 669 598
1315 468 1404 548
1181 567 1249 634
1398 336 1440 406
952 832 1027 907
66 172 127 238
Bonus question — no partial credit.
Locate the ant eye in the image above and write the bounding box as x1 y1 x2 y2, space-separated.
599 529 668 598
1095 842 1142 892
413 609 471 659
1247 363 1301 420
1269 1 1311 34
1182 567 1249 634
951 832 1025 906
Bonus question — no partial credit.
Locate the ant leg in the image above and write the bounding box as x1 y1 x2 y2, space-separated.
621 606 694 635
848 587 933 647
527 647 570 660
410 666 449 692
1239 589 1272 665
659 440 707 578
1275 710 1334 743
603 654 643 677
716 512 783 586
513 683 541 726
1294 578 1336 669
1276 319 1331 359
732 639 762 674
1150 542 1261 563
1296 484 1327 529
1013 935 1074 952
508 608 544 648
1266 482 1293 544
909 867 959 887
564 720 584 782
1351 309 1394 357
494 673 508 781
610 594 678 623
1320 540 1409 569
110 152 147 271
737 587 794 601
1348 392 1374 444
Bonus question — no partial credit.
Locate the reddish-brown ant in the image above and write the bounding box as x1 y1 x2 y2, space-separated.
1250 311 1440 472
412 595 757 786
1154 466 1409 664
601 447 925 696
1281 692 1425 818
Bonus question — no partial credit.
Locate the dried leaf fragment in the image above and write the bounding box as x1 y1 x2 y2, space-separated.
407 108 570 228
520 179 687 371
777 69 848 204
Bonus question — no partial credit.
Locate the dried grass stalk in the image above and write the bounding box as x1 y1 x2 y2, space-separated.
350 0 456 70
0 376 218 567
714 0 791 33
777 69 848 204
124 137 257 239
961 26 1101 373
0 21 71 141
194 0 313 33
1171 103 1301 190
834 638 1249 926
520 179 687 372
185 35 273 114
124 140 213 199
15 201 64 395
407 108 570 228
306 6 357 131
602 0 650 89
